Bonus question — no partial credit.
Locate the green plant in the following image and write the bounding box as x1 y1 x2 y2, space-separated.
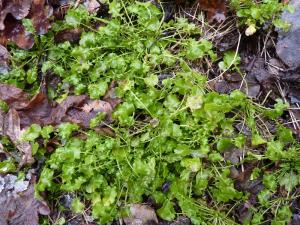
230 0 293 35
3 1 300 224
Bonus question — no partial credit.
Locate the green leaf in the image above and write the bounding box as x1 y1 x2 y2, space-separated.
0 100 9 112
263 173 277 191
41 125 54 140
181 158 201 172
90 112 107 128
22 124 41 142
194 170 210 194
65 6 89 27
186 94 203 110
164 94 180 111
276 125 294 143
183 39 213 60
0 158 16 173
252 133 267 146
274 205 292 224
265 99 289 119
113 102 135 125
212 171 242 202
217 138 233 152
71 198 84 213
279 171 299 192
266 141 284 161
22 18 35 33
218 50 240 71
144 74 158 87
37 168 54 191
27 67 38 84
88 81 108 99
58 123 79 139
157 200 176 221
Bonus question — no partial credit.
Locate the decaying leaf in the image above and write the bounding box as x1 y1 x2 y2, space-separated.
0 83 30 110
212 58 279 99
0 0 55 61
9 23 34 49
53 96 114 128
1 107 34 166
84 0 101 13
54 28 82 43
29 0 53 35
0 44 9 73
0 0 32 30
198 0 226 22
4 109 34 165
0 172 50 225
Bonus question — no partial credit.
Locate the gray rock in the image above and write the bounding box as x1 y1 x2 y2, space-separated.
276 0 300 68
123 204 158 225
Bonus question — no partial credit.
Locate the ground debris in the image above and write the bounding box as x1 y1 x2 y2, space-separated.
54 28 82 43
3 108 34 165
198 0 226 22
213 57 279 99
0 44 9 73
0 0 51 49
0 171 50 225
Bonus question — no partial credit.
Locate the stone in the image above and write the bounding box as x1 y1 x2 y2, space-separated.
276 0 300 68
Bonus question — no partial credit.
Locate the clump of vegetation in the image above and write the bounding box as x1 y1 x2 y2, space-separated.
230 0 293 35
1 0 299 224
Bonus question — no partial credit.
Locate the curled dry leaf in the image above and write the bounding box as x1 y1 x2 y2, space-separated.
0 83 30 109
1 109 34 165
29 0 53 35
54 28 82 43
0 173 50 225
0 0 54 54
84 0 101 13
198 0 226 22
0 44 9 73
0 0 32 30
4 21 34 49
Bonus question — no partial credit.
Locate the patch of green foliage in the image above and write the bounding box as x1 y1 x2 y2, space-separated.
230 0 293 35
3 1 300 224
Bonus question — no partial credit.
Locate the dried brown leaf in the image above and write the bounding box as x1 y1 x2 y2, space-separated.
0 0 32 30
0 44 9 73
54 28 82 43
1 21 35 49
198 0 226 22
84 0 101 13
0 173 50 225
4 109 34 165
29 0 53 35
0 82 120 129
0 83 30 109
18 92 53 129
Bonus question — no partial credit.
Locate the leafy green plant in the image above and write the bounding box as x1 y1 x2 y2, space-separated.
2 1 300 224
230 0 293 35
